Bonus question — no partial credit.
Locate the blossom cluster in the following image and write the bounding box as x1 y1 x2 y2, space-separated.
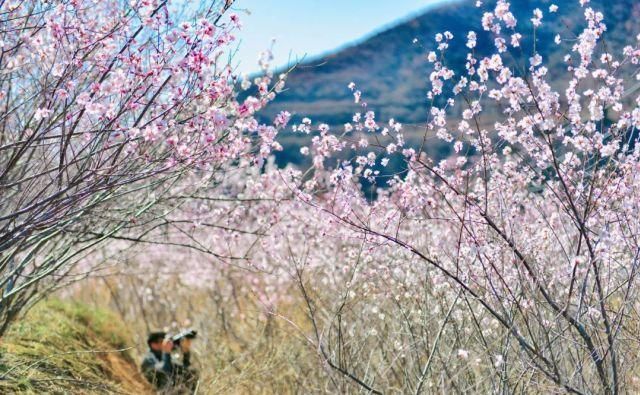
62 0 640 393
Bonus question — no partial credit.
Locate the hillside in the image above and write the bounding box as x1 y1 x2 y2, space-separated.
258 0 640 126
0 300 151 394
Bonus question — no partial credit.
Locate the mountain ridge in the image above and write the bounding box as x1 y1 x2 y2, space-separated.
256 0 640 127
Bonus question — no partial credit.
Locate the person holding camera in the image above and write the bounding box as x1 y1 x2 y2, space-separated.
141 330 198 394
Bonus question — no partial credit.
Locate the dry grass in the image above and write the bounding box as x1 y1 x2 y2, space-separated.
0 299 151 394
71 277 335 394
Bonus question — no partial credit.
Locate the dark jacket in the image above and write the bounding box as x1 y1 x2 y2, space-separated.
141 350 192 391
141 350 174 389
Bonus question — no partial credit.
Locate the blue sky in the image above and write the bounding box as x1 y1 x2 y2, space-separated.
231 0 445 74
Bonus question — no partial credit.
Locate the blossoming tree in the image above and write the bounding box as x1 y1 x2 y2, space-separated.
285 1 640 393
7 0 640 393
0 0 289 334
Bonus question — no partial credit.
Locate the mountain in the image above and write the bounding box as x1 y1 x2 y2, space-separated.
257 0 640 127
245 0 640 178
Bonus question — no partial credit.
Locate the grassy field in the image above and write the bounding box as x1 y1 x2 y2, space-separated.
0 300 151 394
0 290 329 394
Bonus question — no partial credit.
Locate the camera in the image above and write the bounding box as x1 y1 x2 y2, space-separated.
171 329 197 350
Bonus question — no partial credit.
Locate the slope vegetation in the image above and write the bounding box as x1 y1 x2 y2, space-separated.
0 300 151 394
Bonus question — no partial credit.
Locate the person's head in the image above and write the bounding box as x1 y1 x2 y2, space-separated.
147 332 166 352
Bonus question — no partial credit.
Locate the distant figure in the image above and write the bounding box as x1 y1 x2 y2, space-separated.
141 331 198 394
